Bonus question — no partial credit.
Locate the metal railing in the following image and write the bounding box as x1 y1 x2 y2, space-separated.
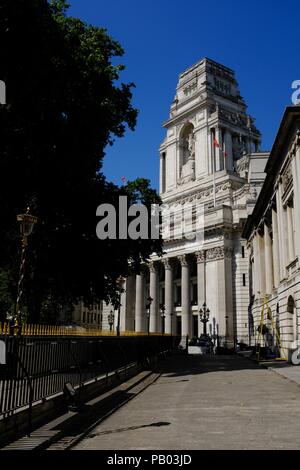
0 322 172 337
0 333 174 420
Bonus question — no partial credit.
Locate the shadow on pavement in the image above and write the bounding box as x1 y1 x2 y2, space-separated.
153 352 262 378
87 421 170 438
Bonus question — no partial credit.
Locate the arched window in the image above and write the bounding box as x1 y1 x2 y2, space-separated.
287 296 295 314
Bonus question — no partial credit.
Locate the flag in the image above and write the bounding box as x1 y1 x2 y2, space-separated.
213 138 220 148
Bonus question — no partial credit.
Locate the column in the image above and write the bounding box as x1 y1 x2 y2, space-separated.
179 255 190 339
214 127 222 171
272 208 280 288
164 258 174 334
276 184 287 279
287 203 295 263
196 251 206 306
292 156 300 258
224 129 233 171
135 273 145 332
208 129 214 174
216 127 223 171
196 251 206 338
258 231 266 297
253 234 260 298
149 262 159 333
264 223 274 295
251 256 256 300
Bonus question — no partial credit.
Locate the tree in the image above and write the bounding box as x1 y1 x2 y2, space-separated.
0 1 163 322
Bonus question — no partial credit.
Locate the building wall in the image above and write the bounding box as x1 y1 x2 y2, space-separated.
244 109 300 360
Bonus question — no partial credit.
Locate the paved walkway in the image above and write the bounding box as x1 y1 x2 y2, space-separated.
74 354 300 450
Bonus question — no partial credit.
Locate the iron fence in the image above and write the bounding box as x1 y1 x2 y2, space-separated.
0 334 174 419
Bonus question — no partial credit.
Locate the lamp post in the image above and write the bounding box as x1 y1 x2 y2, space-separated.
146 296 153 336
108 310 115 332
115 276 124 337
14 207 37 335
160 303 165 334
199 302 210 336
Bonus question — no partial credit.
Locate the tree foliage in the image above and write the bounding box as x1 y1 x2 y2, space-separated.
0 0 162 321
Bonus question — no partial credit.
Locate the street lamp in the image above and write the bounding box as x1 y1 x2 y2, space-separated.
160 303 165 334
199 302 210 336
108 310 115 332
115 276 124 337
146 296 153 336
14 207 38 335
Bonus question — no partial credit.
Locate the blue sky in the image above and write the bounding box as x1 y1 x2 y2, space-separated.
69 0 299 190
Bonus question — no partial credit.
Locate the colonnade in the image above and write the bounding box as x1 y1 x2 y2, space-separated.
134 252 206 337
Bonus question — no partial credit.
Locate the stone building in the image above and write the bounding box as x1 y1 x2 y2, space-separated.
242 106 300 360
119 58 269 346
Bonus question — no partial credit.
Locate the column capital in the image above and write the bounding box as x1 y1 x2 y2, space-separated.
162 257 174 270
149 261 159 273
195 250 206 263
178 254 190 266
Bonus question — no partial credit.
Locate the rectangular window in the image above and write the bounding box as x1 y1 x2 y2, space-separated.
176 285 181 306
192 284 198 305
243 273 246 286
161 287 165 304
242 246 245 258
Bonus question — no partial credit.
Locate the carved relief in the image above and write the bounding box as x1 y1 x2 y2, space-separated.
206 246 225 260
205 246 233 260
282 164 293 193
195 251 206 263
183 80 197 96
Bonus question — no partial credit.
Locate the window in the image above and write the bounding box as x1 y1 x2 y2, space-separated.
242 246 245 258
191 284 198 305
243 274 246 286
175 285 181 306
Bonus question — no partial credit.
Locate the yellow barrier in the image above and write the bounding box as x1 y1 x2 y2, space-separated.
0 322 171 337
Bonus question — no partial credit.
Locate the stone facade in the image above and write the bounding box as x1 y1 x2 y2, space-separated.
243 106 300 360
120 58 268 346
